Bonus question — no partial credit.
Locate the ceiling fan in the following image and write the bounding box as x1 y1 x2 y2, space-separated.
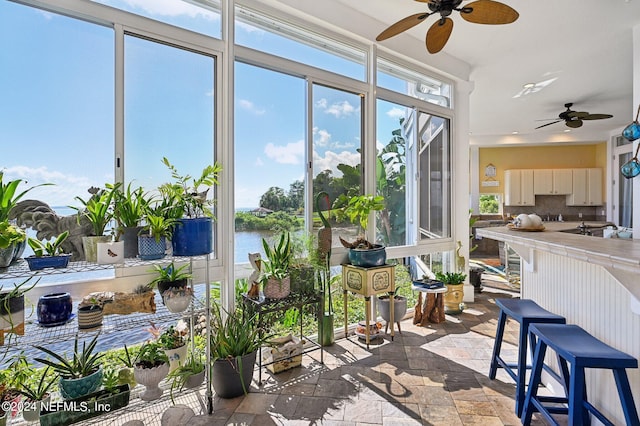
375 0 519 54
535 103 614 130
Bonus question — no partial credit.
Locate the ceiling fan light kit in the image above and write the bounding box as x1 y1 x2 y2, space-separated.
376 0 519 54
534 103 613 130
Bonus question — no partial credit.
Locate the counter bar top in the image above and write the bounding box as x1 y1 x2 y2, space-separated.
476 223 640 304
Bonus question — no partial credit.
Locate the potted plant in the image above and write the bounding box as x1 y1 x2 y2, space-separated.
148 261 191 301
33 334 105 400
0 221 26 268
162 286 194 313
289 233 317 295
155 320 189 373
159 157 222 256
112 182 149 258
25 231 71 270
18 366 57 422
210 302 269 398
167 353 205 404
335 194 386 267
0 172 50 265
39 367 130 426
0 277 36 344
132 341 169 401
116 344 137 389
137 212 175 260
377 286 408 334
260 231 292 299
435 271 467 314
71 184 120 262
77 296 103 330
0 353 31 424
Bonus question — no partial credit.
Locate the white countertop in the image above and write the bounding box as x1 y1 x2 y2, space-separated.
476 222 640 301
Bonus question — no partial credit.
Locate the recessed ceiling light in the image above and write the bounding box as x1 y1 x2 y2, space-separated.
564 129 571 133
522 83 535 89
512 131 519 135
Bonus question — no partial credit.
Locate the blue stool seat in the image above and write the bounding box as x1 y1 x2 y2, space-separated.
522 323 639 426
489 298 566 417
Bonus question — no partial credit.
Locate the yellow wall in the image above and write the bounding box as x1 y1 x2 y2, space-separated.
478 143 608 194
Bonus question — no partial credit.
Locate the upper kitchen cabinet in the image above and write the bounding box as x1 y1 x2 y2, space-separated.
504 169 535 206
567 168 603 206
533 169 573 195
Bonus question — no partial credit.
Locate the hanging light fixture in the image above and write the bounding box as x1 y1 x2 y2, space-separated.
620 105 640 179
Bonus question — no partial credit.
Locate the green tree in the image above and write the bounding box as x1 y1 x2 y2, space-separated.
260 186 287 211
287 180 304 212
479 195 499 214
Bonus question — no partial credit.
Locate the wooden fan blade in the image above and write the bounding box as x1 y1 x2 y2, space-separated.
567 111 589 119
535 120 562 129
376 13 431 41
566 119 583 128
582 113 613 120
460 0 519 25
426 18 453 54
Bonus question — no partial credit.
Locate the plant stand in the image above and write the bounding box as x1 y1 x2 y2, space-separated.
412 284 447 325
242 291 323 385
342 263 395 349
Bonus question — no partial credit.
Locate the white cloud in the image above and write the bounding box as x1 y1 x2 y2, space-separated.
238 99 266 115
313 150 360 176
387 107 406 119
122 0 219 20
264 140 304 165
315 98 328 109
313 127 331 147
1 166 95 207
324 100 357 118
255 157 264 166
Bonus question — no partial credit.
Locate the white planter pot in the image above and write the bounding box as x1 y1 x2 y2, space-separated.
96 241 124 264
134 363 169 401
22 395 50 422
82 236 110 263
164 344 188 373
163 294 192 313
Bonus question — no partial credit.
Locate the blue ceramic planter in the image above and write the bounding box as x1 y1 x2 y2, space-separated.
26 255 71 271
171 217 213 256
59 367 103 400
348 245 387 267
138 235 166 260
37 292 73 326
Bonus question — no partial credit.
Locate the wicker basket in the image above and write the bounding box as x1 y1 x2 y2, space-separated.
263 276 291 299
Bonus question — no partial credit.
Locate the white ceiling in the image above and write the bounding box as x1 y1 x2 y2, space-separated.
287 0 640 146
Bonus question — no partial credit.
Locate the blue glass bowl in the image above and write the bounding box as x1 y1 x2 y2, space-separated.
621 159 640 179
622 121 640 142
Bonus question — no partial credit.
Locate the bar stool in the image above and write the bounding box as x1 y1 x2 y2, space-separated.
489 298 566 417
522 323 639 426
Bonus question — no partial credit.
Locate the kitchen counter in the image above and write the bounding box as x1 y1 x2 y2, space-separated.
476 222 640 302
477 222 640 423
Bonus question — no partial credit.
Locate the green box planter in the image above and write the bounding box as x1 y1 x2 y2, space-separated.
39 384 130 426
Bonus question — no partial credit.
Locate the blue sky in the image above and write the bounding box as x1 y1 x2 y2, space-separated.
0 0 404 209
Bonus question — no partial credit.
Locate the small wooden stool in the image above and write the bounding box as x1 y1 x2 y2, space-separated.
412 285 447 325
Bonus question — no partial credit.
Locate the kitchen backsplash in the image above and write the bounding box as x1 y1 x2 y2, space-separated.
502 195 605 222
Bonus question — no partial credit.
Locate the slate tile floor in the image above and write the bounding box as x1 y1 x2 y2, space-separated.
110 286 555 425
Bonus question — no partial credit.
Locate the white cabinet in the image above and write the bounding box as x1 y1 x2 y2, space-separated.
567 168 603 206
533 169 573 195
504 169 534 206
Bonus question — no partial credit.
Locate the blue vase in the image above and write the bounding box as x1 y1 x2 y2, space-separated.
37 292 73 326
622 121 640 141
171 218 213 256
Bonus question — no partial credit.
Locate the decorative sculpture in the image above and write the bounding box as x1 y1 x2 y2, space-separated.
10 199 94 261
247 252 261 299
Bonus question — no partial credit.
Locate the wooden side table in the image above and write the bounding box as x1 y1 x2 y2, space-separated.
342 263 395 348
412 285 447 325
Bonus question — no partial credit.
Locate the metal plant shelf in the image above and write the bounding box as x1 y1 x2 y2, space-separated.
0 254 210 280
